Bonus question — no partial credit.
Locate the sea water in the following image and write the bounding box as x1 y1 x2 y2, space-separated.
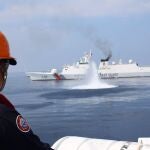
3 72 150 145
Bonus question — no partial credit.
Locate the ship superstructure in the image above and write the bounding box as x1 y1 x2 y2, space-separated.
60 51 92 80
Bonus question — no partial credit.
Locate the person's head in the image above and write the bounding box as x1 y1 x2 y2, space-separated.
0 32 17 91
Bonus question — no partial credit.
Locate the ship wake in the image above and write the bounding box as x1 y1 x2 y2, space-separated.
71 61 117 90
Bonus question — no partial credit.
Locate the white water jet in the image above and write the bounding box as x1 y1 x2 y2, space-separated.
72 61 117 89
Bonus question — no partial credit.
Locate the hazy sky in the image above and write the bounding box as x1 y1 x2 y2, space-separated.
0 0 150 72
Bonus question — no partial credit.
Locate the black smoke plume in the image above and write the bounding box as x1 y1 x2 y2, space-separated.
82 28 112 61
95 38 112 62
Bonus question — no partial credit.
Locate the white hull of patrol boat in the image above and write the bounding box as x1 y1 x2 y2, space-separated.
26 72 56 81
26 68 60 81
60 73 86 80
52 136 150 150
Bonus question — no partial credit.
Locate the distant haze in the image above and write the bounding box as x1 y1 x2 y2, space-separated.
0 0 150 72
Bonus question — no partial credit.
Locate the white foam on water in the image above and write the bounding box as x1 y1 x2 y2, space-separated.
71 61 117 90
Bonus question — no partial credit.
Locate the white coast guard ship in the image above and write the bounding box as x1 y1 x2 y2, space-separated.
98 56 150 79
26 51 92 81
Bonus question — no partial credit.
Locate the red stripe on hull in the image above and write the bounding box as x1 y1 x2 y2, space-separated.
53 73 62 80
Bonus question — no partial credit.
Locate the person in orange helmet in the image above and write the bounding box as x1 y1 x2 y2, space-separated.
0 32 54 150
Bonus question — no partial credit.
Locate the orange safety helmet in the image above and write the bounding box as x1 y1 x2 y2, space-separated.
0 32 17 65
